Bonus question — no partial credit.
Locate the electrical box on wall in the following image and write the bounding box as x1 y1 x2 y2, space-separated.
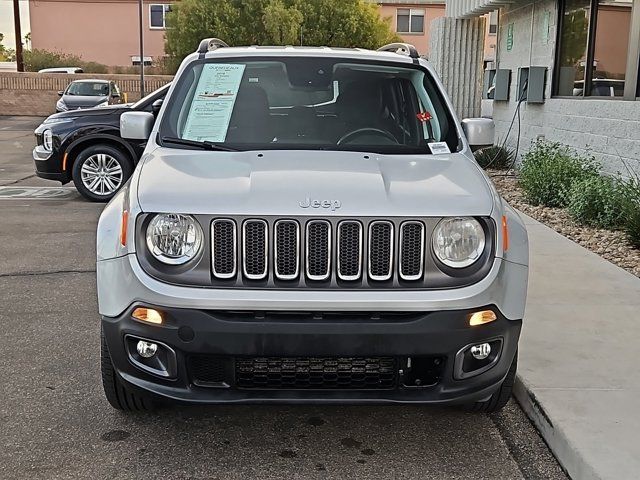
493 69 511 101
517 66 547 103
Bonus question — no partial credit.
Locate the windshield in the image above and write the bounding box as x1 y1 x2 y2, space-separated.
66 82 109 96
132 84 170 109
159 57 457 154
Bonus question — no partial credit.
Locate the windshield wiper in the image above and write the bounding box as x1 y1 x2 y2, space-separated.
161 136 238 152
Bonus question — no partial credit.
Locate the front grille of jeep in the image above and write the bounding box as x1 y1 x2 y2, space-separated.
235 356 397 390
211 218 428 284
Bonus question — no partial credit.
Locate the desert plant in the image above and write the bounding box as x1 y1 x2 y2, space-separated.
622 174 640 248
474 144 515 170
566 174 630 229
23 48 108 73
518 141 599 207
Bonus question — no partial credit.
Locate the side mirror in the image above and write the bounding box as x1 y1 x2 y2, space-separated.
121 111 154 140
111 92 121 99
57 91 64 96
461 118 495 151
151 98 164 113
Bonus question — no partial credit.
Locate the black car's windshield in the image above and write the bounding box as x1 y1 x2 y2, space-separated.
159 57 457 154
66 82 109 96
132 84 170 109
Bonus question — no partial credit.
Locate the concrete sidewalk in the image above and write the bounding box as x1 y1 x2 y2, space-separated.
514 213 640 480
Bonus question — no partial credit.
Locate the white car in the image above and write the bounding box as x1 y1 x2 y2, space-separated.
38 67 84 74
96 39 529 413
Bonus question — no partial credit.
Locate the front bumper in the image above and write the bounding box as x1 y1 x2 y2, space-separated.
33 146 66 182
102 305 521 405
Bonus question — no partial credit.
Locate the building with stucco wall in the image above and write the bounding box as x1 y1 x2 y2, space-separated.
443 0 640 175
28 0 170 66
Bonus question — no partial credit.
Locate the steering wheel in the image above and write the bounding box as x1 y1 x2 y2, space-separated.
337 128 398 145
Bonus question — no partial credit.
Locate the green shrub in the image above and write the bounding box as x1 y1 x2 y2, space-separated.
622 175 640 248
518 141 599 207
23 48 108 73
567 175 630 229
81 61 108 74
474 144 515 170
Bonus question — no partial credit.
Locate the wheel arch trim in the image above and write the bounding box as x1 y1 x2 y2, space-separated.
64 134 137 173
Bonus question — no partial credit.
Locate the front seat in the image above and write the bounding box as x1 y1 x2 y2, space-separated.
226 85 273 144
334 81 389 141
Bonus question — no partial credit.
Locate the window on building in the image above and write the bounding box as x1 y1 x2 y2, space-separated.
397 8 425 34
555 0 634 97
488 11 498 35
150 4 171 29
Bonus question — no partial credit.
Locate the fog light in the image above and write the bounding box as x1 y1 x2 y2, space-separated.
470 343 491 360
132 307 163 325
136 340 158 358
469 310 497 326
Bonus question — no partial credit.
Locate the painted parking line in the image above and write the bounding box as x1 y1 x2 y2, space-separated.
0 186 79 200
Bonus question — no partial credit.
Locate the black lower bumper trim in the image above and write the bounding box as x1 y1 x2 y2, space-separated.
102 305 522 405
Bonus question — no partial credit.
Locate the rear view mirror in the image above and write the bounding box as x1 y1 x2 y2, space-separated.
461 118 495 151
121 111 154 140
151 98 164 113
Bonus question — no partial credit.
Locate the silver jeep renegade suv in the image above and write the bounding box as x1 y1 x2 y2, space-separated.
97 39 528 412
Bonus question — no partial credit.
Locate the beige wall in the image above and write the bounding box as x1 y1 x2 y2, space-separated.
378 3 446 55
29 0 169 66
0 72 172 115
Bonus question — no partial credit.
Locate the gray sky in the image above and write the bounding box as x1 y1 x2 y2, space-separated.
0 0 30 50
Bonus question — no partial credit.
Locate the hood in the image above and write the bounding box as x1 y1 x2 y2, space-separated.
60 95 109 109
136 149 495 217
49 104 130 120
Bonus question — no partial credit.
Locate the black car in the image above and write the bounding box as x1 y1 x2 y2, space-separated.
34 84 169 201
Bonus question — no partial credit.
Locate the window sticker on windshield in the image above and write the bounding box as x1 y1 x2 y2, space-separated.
182 64 246 143
428 142 451 155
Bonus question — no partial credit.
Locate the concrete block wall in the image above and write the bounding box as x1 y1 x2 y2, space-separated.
0 73 173 117
429 16 487 119
491 0 640 176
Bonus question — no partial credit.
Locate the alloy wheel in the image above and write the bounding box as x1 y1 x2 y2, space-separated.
80 153 123 196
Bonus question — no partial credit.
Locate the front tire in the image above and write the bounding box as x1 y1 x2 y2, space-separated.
467 351 517 413
72 144 133 202
101 328 155 412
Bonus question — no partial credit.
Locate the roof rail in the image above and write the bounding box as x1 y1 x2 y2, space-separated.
377 43 420 59
196 38 229 54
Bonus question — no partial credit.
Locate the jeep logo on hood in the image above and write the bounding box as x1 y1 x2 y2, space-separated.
299 197 342 211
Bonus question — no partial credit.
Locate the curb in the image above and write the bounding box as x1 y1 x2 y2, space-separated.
513 375 600 480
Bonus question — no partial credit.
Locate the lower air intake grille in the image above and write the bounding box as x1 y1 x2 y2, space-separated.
236 356 398 390
188 356 228 386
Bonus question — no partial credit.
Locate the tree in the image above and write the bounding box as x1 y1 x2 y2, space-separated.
164 0 398 67
0 33 17 62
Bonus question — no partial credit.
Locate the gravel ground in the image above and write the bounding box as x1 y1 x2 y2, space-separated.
488 169 640 278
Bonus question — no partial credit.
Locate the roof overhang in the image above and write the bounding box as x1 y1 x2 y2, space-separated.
445 0 524 18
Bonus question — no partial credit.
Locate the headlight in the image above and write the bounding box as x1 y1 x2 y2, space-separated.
56 100 68 111
42 129 53 151
432 217 486 268
43 116 75 125
146 214 203 265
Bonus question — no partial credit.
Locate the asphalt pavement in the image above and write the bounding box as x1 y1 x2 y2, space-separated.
0 116 567 480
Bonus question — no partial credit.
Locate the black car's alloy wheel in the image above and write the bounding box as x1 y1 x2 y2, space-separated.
72 144 133 202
